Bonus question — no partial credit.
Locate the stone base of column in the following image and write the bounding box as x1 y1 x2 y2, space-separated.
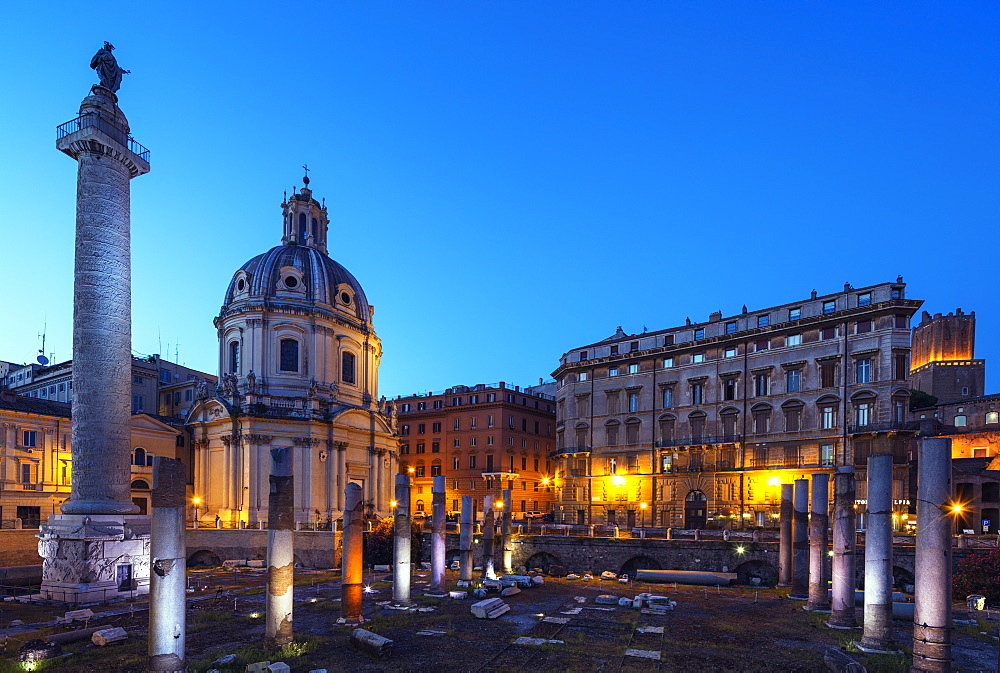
854 639 901 655
803 604 831 613
911 624 951 672
825 615 861 630
38 514 151 604
341 583 364 625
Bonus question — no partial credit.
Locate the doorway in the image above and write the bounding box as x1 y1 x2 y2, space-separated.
684 490 707 529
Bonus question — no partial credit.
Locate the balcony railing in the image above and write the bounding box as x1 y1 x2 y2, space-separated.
848 420 919 434
551 446 591 457
57 114 150 161
657 435 741 448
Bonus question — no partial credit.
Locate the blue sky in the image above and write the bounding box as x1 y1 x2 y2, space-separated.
1 2 997 396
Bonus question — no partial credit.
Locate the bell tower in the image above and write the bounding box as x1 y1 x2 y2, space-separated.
281 169 329 254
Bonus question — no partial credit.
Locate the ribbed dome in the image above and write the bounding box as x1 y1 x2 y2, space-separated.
223 244 371 322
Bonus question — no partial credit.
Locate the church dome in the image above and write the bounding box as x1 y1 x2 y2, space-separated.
223 244 371 322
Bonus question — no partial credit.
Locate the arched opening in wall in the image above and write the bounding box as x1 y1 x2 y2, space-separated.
342 351 356 384
131 480 149 490
733 559 778 587
298 212 307 241
685 490 707 529
229 341 240 374
133 447 146 466
619 555 661 578
187 550 222 568
892 566 915 593
525 551 563 575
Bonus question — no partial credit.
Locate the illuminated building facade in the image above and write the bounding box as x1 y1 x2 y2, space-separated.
552 280 921 530
394 382 557 521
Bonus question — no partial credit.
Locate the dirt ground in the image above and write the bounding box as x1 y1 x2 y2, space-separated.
1 569 998 672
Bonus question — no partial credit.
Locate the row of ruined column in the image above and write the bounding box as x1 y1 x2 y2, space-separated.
778 438 955 673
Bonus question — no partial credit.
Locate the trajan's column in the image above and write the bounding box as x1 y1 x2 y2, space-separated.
38 43 151 603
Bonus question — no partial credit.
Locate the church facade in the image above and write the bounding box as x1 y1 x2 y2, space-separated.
185 178 398 526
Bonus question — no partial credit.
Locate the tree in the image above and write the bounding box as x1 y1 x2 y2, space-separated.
363 516 424 565
953 548 1000 605
909 389 938 411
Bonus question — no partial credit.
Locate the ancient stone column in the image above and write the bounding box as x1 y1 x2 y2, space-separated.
501 489 513 574
807 473 831 611
393 474 411 604
789 478 810 600
459 496 473 582
341 482 364 624
828 468 857 628
778 483 793 587
148 458 186 673
59 86 149 515
912 438 953 673
856 453 898 653
481 496 497 580
266 447 294 645
430 476 446 591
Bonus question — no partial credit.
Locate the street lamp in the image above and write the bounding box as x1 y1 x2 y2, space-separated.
191 496 202 524
640 502 648 528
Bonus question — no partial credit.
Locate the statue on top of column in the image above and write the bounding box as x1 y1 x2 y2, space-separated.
90 42 130 92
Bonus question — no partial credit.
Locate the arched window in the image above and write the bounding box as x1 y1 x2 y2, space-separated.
431 459 442 477
133 448 146 466
415 461 426 477
311 217 319 241
574 424 589 449
625 418 641 445
131 479 149 490
658 415 676 444
298 212 307 241
342 351 356 384
720 409 739 441
851 392 877 428
228 341 240 374
279 339 299 372
751 405 772 435
415 499 425 513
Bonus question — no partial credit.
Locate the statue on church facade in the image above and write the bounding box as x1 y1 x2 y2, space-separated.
90 42 130 92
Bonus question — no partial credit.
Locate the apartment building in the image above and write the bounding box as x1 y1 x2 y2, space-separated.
552 279 920 530
395 382 557 521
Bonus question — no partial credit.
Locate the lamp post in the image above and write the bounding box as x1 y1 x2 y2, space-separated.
191 496 201 526
640 502 648 528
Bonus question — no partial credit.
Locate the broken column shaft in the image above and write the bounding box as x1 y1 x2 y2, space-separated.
911 438 953 673
393 474 411 604
827 468 858 628
266 447 294 645
789 478 810 600
341 482 364 624
807 473 831 611
857 453 898 653
501 489 513 574
481 496 497 580
459 496 473 582
430 476 446 592
778 483 793 587
148 458 186 672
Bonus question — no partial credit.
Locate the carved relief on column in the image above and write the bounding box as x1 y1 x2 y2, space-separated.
0 422 12 448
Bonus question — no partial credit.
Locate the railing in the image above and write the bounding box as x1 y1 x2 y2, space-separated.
551 446 591 457
57 114 150 161
19 483 39 491
848 420 919 434
657 435 741 448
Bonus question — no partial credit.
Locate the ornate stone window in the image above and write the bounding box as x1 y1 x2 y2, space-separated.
279 339 299 372
342 351 356 384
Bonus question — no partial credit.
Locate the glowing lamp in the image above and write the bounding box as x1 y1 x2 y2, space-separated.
735 545 746 555
541 477 551 485
766 477 782 487
640 502 648 510
407 466 415 474
390 500 398 508
950 504 964 514
495 501 504 509
192 497 202 505
611 475 627 487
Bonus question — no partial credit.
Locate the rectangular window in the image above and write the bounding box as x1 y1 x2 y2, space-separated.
487 415 494 428
452 457 460 469
823 300 836 314
468 456 476 469
628 363 639 374
725 321 737 334
857 293 871 307
279 339 298 372
469 394 478 404
579 350 588 361
432 442 440 453
821 327 836 340
579 372 589 381
856 403 872 426
610 345 619 355
628 392 639 413
486 393 496 402
630 341 639 352
453 438 460 448
692 353 704 363
754 374 768 396
821 363 836 388
662 357 674 368
508 416 515 428
724 347 737 358
433 400 443 409
416 443 425 453
856 320 872 334
891 287 903 299
608 367 619 377
470 417 477 429
691 383 703 405
453 419 460 431
132 374 144 385
694 328 705 340
723 379 737 401
401 425 411 436
789 307 801 321
417 423 425 434
786 334 802 346
452 397 461 406
607 392 621 415
757 315 770 328
132 395 144 413
756 339 769 352
487 435 494 445
417 401 425 410
856 359 872 384
784 406 801 432
894 315 908 329
469 437 477 447
22 430 37 447
664 335 674 346
821 406 836 429
432 422 441 433
662 388 673 409
820 444 834 466
786 369 800 393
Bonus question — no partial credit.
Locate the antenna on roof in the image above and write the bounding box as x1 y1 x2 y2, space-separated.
37 319 49 366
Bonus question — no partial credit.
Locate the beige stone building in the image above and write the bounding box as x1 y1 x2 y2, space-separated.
0 391 182 526
552 280 920 530
185 178 397 526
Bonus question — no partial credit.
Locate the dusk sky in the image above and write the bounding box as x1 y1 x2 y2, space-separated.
1 2 997 396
